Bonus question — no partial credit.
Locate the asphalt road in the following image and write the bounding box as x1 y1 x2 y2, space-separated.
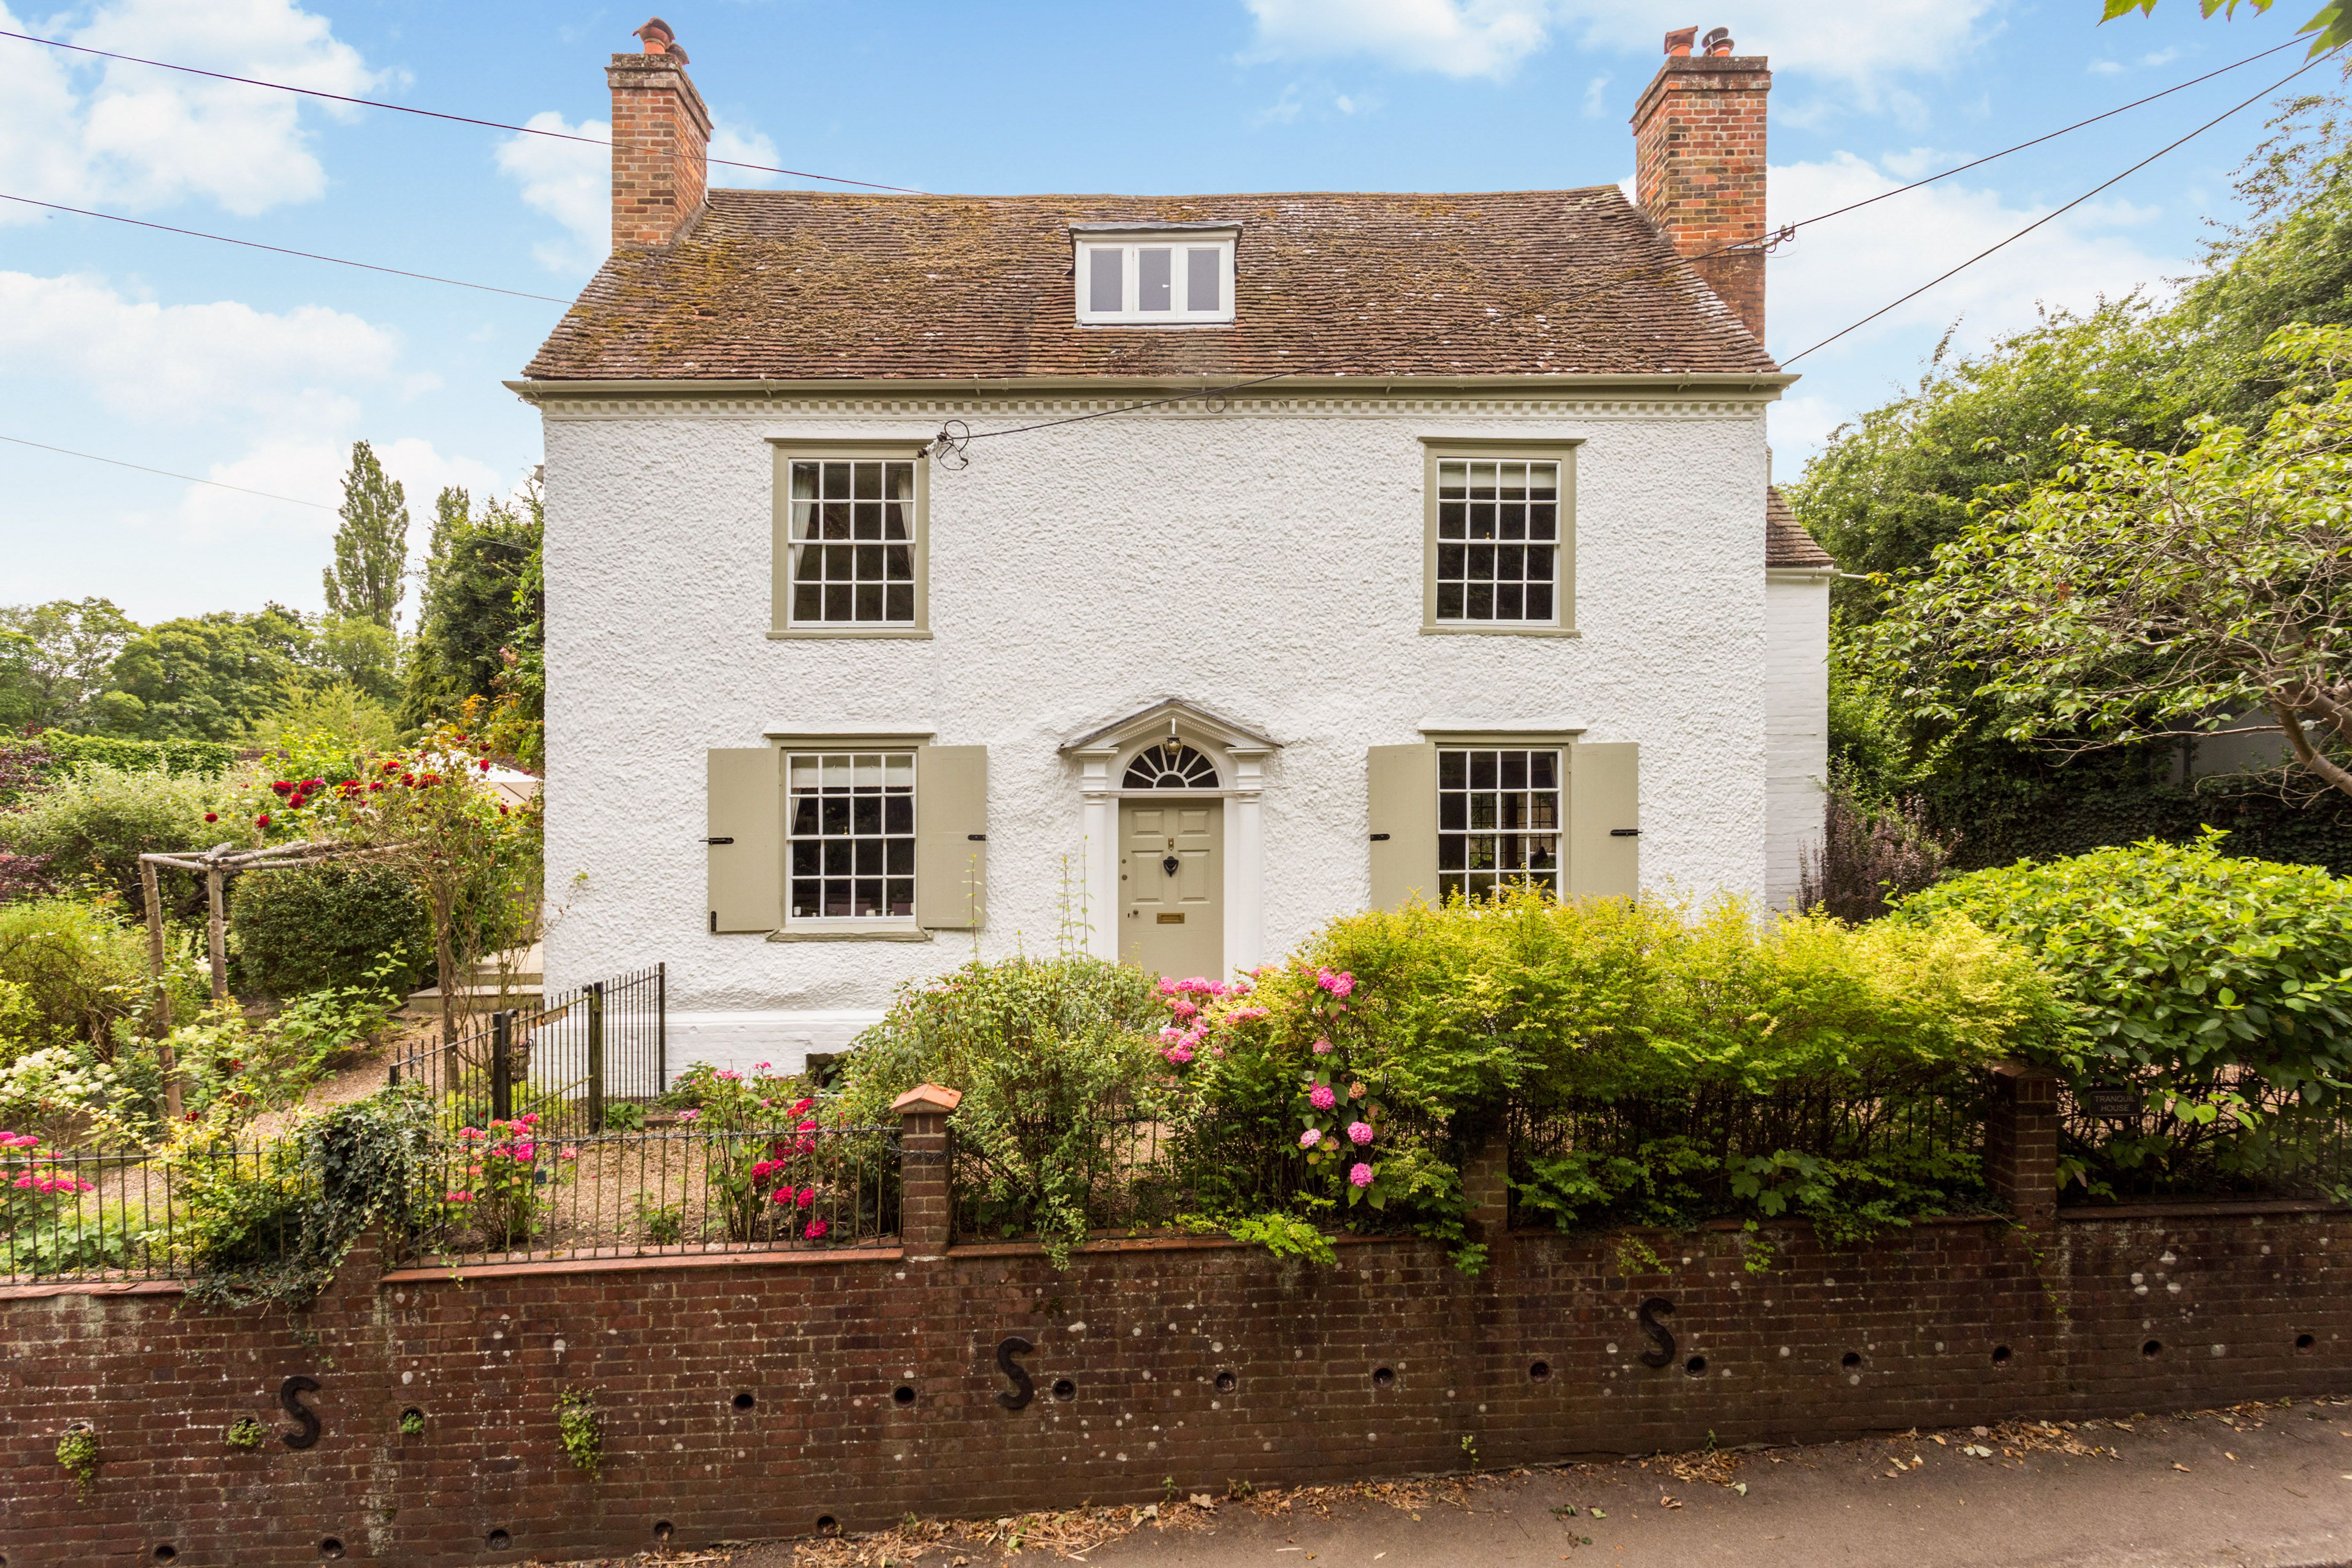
561 1397 2352 1568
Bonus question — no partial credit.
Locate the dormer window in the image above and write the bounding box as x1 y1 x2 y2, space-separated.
1072 224 1237 325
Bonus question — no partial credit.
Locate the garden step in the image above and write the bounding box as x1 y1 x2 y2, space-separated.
404 981 547 1019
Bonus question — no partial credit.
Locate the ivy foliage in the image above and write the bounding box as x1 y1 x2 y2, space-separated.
171 1084 438 1312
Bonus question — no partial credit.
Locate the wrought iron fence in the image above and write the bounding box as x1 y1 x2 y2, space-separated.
946 1098 1451 1243
0 1141 317 1287
395 1123 901 1267
388 963 666 1137
1 1120 898 1286
1507 1074 1995 1232
2057 1075 2352 1205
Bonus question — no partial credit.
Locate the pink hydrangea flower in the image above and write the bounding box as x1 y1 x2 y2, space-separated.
1299 1128 1322 1148
1160 1026 1185 1043
771 1186 796 1205
677 1108 700 1122
1311 1038 1335 1056
797 1186 816 1209
1316 968 1356 997
804 1218 829 1241
1347 1121 1374 1146
1349 1082 1367 1100
1169 999 1198 1019
1309 1084 1337 1111
1163 1044 1194 1066
791 1098 815 1114
1350 1162 1375 1188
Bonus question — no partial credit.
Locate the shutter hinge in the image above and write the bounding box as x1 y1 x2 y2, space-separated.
967 834 986 841
1609 828 1641 837
1369 833 1391 842
707 836 735 845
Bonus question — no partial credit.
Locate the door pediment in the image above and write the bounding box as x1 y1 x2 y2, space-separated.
1058 697 1279 758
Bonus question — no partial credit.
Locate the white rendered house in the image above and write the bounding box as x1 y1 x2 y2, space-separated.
517 20 1831 1072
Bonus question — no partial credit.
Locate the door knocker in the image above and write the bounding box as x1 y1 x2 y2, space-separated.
1162 854 1180 877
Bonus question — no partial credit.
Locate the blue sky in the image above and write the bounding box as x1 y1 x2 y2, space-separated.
0 0 2333 622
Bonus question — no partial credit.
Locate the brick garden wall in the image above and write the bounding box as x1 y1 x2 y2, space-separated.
4 1081 2348 1567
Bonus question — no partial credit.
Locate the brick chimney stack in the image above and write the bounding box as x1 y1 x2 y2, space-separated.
1631 26 1772 342
608 17 712 250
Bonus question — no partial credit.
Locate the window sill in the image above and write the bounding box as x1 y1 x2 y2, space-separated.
1420 624 1581 638
768 628 934 640
766 927 936 944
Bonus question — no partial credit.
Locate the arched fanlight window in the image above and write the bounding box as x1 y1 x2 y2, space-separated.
1122 739 1220 789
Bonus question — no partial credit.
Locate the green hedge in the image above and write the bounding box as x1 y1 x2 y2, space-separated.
230 865 432 998
40 731 238 776
1896 836 2352 1202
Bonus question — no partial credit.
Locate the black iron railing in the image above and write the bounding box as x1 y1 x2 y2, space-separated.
388 963 666 1137
2057 1073 2352 1205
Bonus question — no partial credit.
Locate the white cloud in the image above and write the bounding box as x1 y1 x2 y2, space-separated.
497 112 610 271
169 435 503 543
1243 0 1553 79
1581 72 1611 116
497 112 784 271
710 124 782 187
0 0 375 222
1765 152 2179 366
0 270 401 424
1244 0 2006 97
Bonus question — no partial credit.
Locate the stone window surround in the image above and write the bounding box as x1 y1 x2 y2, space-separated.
767 438 932 639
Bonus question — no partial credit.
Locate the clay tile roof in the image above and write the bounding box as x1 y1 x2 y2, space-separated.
523 187 1782 382
1766 486 1834 569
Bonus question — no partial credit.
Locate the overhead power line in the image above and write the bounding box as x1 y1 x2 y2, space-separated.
0 192 572 303
0 433 335 509
0 27 923 194
1782 45 2342 364
941 40 2330 458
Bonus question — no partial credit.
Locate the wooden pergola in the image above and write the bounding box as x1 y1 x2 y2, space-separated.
137 839 407 1119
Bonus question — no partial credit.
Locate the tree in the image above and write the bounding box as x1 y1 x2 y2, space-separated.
101 606 311 741
0 599 141 732
322 441 408 630
1868 323 2352 800
400 484 540 732
2100 0 2352 55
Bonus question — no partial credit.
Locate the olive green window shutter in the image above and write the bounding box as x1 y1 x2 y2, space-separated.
707 748 782 932
1366 744 1438 911
1567 742 1639 899
916 745 987 929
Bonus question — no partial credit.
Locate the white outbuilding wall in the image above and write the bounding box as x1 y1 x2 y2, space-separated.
534 385 1780 1072
1763 569 1832 911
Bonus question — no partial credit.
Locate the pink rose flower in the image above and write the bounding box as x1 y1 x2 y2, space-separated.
1310 1084 1337 1111
1350 1162 1375 1188
1299 1128 1322 1148
1347 1122 1373 1146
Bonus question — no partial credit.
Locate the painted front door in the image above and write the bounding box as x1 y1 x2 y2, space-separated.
1120 799 1222 980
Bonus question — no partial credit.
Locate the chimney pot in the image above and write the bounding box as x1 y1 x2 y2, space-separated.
1664 25 1696 56
1702 26 1734 56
